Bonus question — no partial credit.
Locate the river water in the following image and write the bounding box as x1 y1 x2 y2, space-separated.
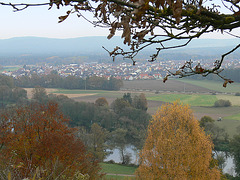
104 147 236 176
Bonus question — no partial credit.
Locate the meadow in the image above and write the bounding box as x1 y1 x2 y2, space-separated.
0 66 20 73
177 79 240 93
147 93 218 106
100 163 136 180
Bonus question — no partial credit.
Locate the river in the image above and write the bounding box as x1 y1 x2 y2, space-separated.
104 147 236 176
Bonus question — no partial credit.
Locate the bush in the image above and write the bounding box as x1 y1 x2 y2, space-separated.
214 99 231 107
235 92 240 96
199 116 215 127
106 160 115 164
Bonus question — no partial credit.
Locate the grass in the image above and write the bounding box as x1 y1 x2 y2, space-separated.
103 175 135 180
100 163 137 175
216 118 240 138
216 94 240 106
147 93 217 106
191 106 240 115
0 66 20 73
178 79 240 93
225 113 240 121
190 106 240 137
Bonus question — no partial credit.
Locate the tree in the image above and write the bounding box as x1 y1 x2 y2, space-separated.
200 116 229 152
10 87 28 103
199 116 215 128
95 97 109 107
136 102 220 179
0 103 101 179
2 1 240 84
0 85 12 107
132 93 148 111
230 134 240 177
108 77 123 90
111 98 131 114
214 99 232 107
89 123 110 161
123 93 132 105
0 75 14 88
111 128 129 164
31 86 48 103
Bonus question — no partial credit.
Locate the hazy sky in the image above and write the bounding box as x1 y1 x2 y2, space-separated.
0 0 240 39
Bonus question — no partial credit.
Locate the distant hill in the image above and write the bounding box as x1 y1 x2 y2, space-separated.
0 36 126 56
0 36 239 65
0 36 239 55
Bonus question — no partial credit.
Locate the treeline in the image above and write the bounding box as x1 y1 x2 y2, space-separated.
186 68 240 83
12 74 123 90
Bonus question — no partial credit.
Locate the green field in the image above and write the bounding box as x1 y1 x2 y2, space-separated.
178 79 240 93
147 94 217 106
100 163 137 175
103 175 135 179
100 163 137 180
0 66 20 73
225 113 240 121
216 94 240 106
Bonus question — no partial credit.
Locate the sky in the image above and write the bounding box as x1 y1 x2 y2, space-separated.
0 0 240 39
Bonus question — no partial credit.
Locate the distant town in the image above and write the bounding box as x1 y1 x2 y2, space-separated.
1 59 240 80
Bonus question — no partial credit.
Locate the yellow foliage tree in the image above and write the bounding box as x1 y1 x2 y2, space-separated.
136 102 220 180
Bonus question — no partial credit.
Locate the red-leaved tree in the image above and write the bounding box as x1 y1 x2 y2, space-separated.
0 102 101 179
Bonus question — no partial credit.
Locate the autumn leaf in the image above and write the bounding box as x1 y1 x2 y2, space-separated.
223 80 234 87
155 0 165 9
58 10 71 23
163 75 169 83
195 63 205 73
174 70 182 75
172 0 182 24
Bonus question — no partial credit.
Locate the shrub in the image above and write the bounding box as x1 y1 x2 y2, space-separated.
199 116 215 127
214 99 231 107
235 92 240 96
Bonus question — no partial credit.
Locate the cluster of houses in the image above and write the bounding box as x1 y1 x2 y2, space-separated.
1 59 240 80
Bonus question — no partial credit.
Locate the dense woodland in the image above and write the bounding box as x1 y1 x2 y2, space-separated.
15 74 123 90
